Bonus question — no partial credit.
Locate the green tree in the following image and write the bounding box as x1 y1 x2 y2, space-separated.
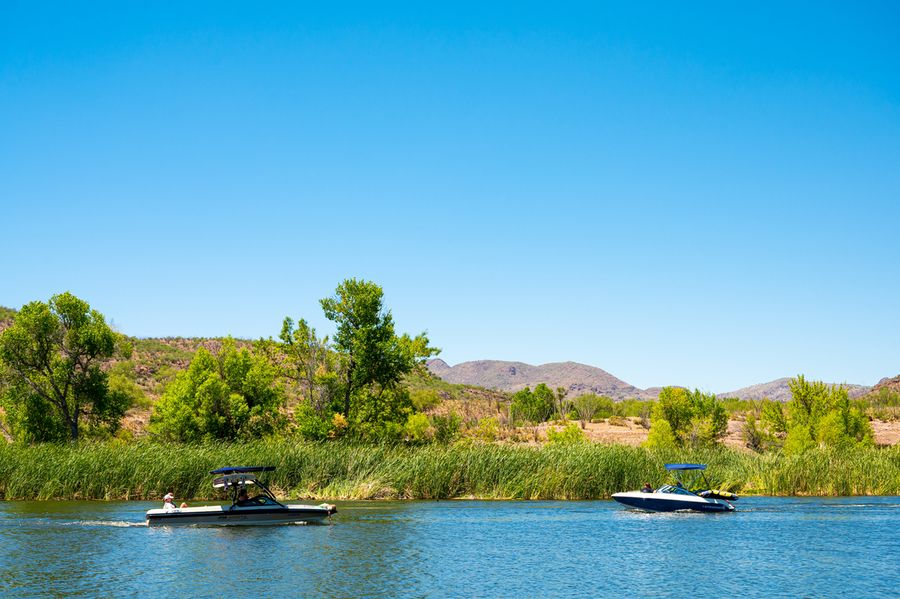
783 376 871 453
277 317 335 413
510 384 555 423
572 394 600 426
554 386 570 420
646 387 727 448
749 377 873 453
0 293 129 441
150 339 284 441
320 279 437 431
571 394 614 427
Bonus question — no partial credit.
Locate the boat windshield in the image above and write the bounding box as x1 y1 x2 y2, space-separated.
236 494 278 507
657 484 696 496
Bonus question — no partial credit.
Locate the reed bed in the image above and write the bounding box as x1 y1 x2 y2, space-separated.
0 441 897 500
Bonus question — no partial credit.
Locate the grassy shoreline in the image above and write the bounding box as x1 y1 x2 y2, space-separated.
1 441 898 501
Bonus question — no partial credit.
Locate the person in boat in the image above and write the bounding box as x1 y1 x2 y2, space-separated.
236 488 251 505
640 483 653 493
163 492 188 511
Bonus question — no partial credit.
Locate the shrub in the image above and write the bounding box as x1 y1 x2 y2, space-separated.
410 389 442 412
294 403 332 440
758 376 874 454
510 385 555 423
432 413 462 444
742 413 777 452
572 394 614 423
107 362 151 409
404 413 431 443
547 422 588 445
645 418 677 450
470 417 500 442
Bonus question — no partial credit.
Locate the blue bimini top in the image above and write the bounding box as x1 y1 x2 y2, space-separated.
664 463 707 471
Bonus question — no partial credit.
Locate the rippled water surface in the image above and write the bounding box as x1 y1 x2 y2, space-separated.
1 497 898 597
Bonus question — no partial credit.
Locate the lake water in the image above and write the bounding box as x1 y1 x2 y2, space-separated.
1 497 898 598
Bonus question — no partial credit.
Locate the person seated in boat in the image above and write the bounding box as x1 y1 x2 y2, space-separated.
163 492 188 511
236 488 251 505
640 483 653 493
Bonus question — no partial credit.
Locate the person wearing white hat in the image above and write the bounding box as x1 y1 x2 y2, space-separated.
163 492 176 512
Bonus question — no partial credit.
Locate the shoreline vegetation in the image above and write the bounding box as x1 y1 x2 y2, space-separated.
2 285 899 503
1 441 898 501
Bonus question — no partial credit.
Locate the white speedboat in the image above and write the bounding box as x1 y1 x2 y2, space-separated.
146 466 336 526
612 463 737 513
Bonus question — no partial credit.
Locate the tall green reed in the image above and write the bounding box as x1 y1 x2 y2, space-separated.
0 441 897 500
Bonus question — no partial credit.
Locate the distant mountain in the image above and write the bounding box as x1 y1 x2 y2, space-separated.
427 359 874 402
426 359 655 401
718 378 871 402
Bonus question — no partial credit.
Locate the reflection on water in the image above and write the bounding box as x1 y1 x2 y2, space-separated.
1 498 898 597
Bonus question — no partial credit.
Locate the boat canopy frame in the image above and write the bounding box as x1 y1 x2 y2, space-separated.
664 463 712 492
209 466 285 509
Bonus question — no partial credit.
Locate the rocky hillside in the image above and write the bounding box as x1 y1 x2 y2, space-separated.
0 306 14 331
872 375 900 394
427 359 655 401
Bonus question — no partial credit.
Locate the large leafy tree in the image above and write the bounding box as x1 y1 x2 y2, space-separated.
320 278 437 430
646 387 727 448
760 376 871 454
0 292 129 441
150 339 284 442
510 384 556 423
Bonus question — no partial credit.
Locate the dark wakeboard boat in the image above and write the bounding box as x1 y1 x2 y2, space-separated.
612 463 738 512
146 466 336 526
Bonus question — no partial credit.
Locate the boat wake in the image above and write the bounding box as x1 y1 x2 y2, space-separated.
63 520 148 528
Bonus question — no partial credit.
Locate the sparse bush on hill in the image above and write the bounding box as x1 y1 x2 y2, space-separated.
470 416 501 442
410 388 442 412
855 387 900 422
0 306 16 323
107 362 151 409
432 413 462 444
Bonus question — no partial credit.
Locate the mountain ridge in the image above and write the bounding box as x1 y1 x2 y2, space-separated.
427 359 873 401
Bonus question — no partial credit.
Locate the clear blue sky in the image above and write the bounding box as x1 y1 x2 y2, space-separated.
2 2 898 391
